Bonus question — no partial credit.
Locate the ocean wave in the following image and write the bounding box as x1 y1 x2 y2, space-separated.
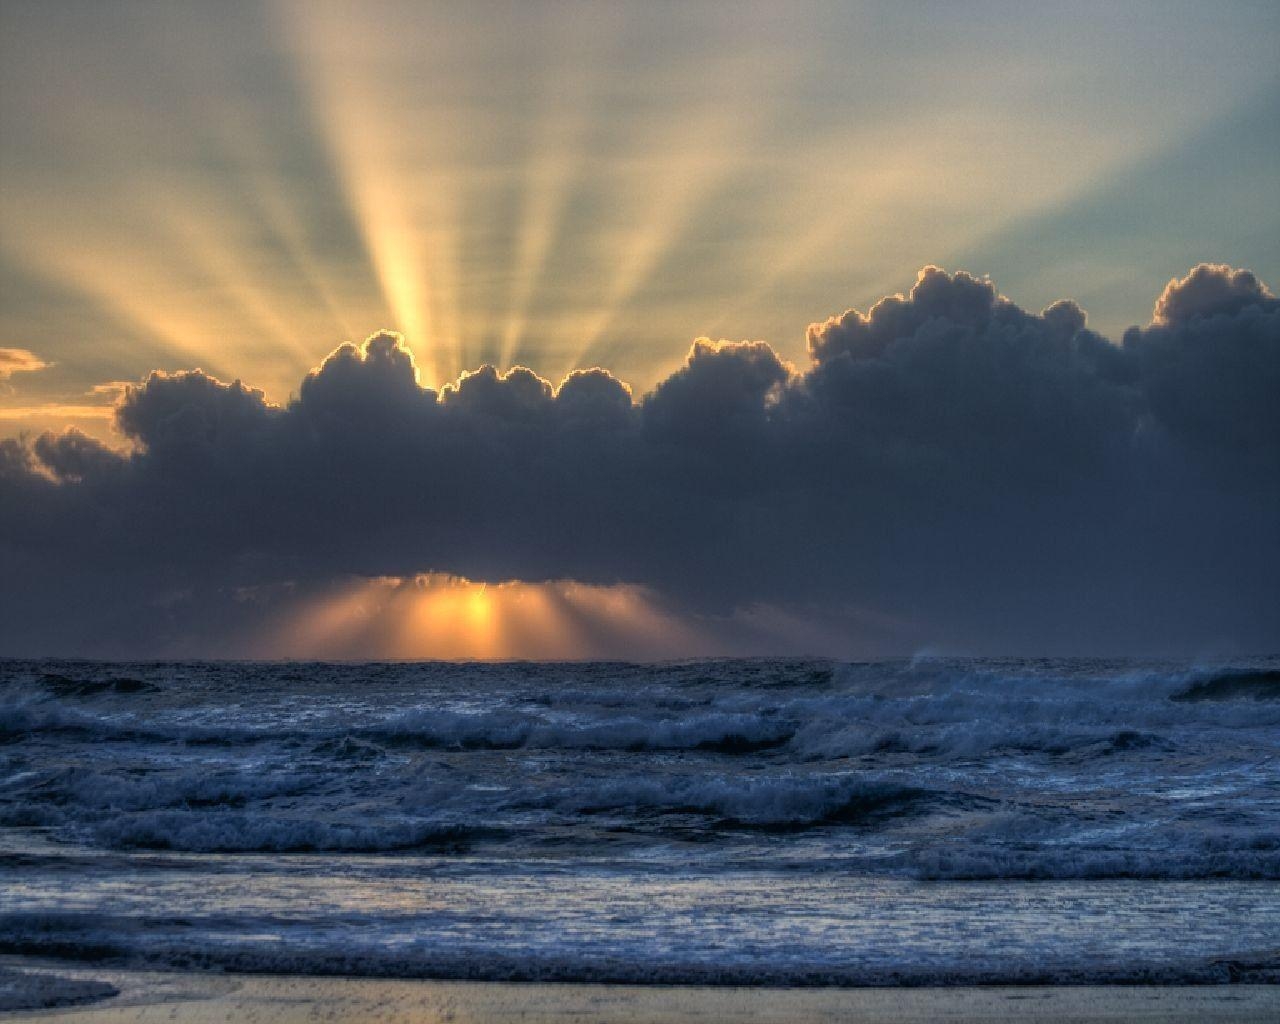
366 708 795 753
6 659 1279 754
904 846 1280 881
548 773 936 828
38 672 159 698
833 659 1280 705
0 913 1275 987
93 811 481 853
10 767 320 814
0 694 126 741
1171 669 1280 702
39 771 939 845
1 691 796 754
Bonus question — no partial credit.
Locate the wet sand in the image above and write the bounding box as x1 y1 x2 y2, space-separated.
3 964 1278 1023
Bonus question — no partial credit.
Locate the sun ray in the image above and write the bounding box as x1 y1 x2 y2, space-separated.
200 104 366 345
563 55 781 374
277 0 469 388
495 6 620 371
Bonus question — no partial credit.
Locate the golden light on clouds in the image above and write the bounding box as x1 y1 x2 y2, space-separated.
261 574 706 661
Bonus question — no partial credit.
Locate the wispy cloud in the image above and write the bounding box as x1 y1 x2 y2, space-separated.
0 348 50 381
0 404 113 421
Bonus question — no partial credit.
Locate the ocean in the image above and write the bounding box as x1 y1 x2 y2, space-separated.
2 657 1278 986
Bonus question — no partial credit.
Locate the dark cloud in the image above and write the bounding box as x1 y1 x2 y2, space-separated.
116 371 276 453
32 429 120 483
1125 265 1279 458
2 264 1277 657
297 331 432 426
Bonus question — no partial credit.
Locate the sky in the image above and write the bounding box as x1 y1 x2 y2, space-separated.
1 1 1277 659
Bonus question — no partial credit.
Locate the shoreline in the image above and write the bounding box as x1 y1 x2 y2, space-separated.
3 944 1277 988
3 961 1279 1023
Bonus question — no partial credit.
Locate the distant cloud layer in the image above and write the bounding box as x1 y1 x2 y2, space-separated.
2 264 1277 657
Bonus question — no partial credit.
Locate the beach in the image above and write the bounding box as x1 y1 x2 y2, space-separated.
3 963 1279 1023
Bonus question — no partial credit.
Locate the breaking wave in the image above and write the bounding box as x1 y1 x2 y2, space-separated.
1171 669 1280 702
93 813 481 853
1 910 1276 987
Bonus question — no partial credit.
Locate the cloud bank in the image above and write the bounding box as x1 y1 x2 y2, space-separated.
2 264 1277 657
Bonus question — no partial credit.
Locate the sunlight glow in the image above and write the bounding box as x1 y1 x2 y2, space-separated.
280 1 464 387
262 573 706 661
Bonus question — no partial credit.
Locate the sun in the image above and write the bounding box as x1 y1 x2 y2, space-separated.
262 573 706 661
